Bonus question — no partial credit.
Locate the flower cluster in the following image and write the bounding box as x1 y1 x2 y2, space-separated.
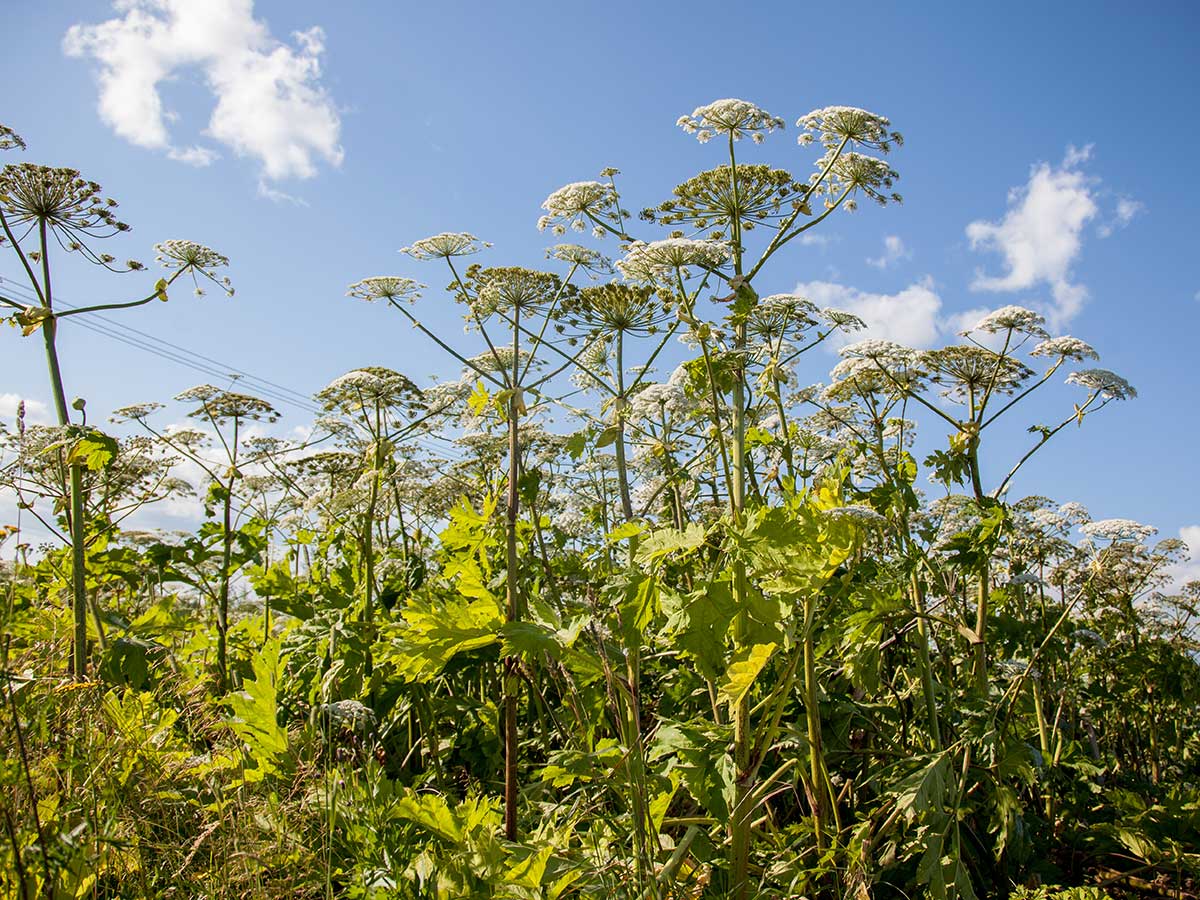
797 106 902 152
0 124 25 152
970 305 1049 339
346 276 425 304
615 238 730 283
677 98 785 144
400 232 491 260
155 240 234 296
640 165 807 234
546 243 612 273
155 240 229 271
175 385 279 424
813 152 901 209
538 181 620 237
558 282 674 336
1081 518 1157 543
1065 368 1137 400
1030 336 1099 361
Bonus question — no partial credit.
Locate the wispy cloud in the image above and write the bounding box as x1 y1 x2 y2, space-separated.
866 234 912 269
1098 196 1146 238
64 0 344 188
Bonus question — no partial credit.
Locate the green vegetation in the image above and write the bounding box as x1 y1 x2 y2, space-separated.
2 103 1197 899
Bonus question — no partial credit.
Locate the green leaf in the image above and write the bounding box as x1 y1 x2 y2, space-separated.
718 642 777 707
661 580 736 681
67 429 119 471
383 594 502 683
505 845 554 887
606 521 646 543
595 425 620 448
635 522 707 566
226 638 290 782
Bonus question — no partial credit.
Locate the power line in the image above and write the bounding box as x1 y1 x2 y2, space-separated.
2 275 470 462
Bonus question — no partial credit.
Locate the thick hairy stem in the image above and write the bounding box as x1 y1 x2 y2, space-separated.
910 571 942 750
803 595 827 852
727 142 757 900
41 316 89 680
503 316 522 842
612 331 651 891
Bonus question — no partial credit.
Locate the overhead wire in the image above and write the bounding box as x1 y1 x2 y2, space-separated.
1 275 471 462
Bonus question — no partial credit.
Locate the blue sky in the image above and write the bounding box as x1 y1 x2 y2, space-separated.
2 1 1198 571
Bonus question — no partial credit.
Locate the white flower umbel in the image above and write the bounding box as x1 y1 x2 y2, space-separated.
616 238 730 283
1030 336 1099 361
346 276 425 304
797 106 902 152
399 232 491 260
1081 518 1157 543
677 98 785 145
825 505 887 526
1065 368 1137 400
538 181 619 236
971 305 1050 339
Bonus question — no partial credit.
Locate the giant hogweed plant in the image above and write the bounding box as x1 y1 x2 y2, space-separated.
0 122 233 679
1 102 1181 900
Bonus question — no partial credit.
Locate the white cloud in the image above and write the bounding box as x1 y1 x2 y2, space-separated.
1167 525 1200 593
867 234 912 269
0 394 50 424
1062 143 1094 167
796 276 946 349
797 233 834 248
64 0 343 184
965 148 1098 330
1098 196 1146 238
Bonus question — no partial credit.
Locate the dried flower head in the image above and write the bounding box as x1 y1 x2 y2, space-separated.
346 276 425 304
155 240 233 295
175 384 279 424
399 232 491 260
0 163 140 269
1065 368 1137 400
110 402 164 423
470 266 566 316
797 106 902 152
641 165 807 233
559 282 674 336
0 125 25 152
677 99 785 144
